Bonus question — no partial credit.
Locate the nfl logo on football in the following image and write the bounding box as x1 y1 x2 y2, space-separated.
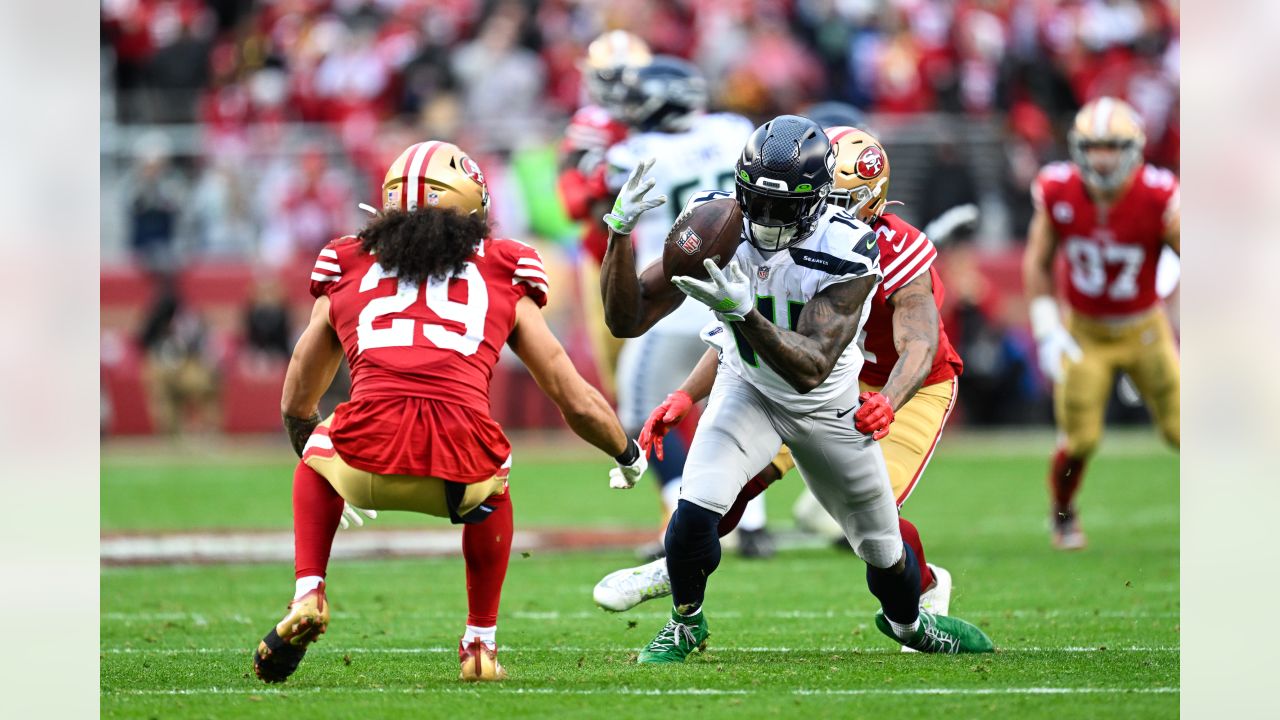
678 227 702 255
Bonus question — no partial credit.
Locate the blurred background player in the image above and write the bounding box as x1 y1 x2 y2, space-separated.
557 30 651 397
1023 97 1180 550
252 141 646 684
600 56 777 559
596 127 967 644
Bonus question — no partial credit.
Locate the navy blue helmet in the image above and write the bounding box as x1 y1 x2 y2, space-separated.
734 115 835 251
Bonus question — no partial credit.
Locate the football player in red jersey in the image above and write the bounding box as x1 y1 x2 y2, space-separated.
252 140 647 684
557 30 651 395
593 127 967 634
1024 97 1180 550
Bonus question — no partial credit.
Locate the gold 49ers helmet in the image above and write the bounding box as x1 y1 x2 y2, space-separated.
1069 96 1147 192
582 30 652 111
824 126 891 222
382 141 490 220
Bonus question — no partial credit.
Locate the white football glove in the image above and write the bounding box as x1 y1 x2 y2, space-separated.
338 503 378 530
1029 296 1082 384
603 158 667 235
672 259 754 321
609 443 648 490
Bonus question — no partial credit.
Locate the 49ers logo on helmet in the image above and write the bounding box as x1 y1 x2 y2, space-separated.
855 146 885 179
460 155 486 186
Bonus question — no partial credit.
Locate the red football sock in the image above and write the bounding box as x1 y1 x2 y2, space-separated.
898 516 935 594
462 488 513 627
1049 447 1088 513
292 462 345 580
717 464 782 537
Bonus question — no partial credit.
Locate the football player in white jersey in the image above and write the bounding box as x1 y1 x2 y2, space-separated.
598 115 993 661
600 56 774 558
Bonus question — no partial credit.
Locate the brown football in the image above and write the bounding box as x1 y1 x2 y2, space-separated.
662 197 744 282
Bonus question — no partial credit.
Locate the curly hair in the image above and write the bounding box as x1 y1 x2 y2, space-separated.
358 207 489 285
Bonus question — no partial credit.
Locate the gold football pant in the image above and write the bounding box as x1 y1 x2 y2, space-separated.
777 378 956 500
1056 308 1180 458
861 378 958 504
302 416 508 518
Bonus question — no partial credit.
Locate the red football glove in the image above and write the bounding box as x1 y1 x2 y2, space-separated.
854 391 894 441
638 390 694 461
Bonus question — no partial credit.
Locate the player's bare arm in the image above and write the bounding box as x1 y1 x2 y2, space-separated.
677 348 720 403
1164 206 1180 255
599 246 685 337
740 275 878 394
1023 204 1059 299
281 296 344 456
879 274 940 410
508 296 629 456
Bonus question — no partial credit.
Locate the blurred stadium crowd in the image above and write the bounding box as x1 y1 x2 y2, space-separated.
99 0 1180 436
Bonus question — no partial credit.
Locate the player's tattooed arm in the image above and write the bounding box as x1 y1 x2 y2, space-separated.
283 412 322 458
880 274 940 410
281 296 344 456
599 249 685 338
739 275 878 394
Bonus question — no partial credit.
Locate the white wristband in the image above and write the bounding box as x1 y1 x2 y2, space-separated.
1028 296 1063 341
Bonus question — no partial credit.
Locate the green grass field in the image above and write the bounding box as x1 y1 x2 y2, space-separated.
101 432 1179 718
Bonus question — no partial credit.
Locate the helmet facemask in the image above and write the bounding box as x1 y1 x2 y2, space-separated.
1069 134 1143 192
737 179 828 252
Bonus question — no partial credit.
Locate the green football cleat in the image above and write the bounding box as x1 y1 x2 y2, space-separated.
637 608 710 663
875 610 994 654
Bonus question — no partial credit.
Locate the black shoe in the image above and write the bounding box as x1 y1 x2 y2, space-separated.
737 528 776 559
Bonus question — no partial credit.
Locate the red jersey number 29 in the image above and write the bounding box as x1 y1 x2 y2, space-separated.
1064 238 1144 301
356 262 489 356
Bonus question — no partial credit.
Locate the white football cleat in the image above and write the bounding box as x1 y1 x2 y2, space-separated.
902 564 953 653
920 564 952 616
592 558 671 612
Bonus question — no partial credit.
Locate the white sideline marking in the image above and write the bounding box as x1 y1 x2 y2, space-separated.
103 608 1179 622
107 686 1179 697
101 645 1178 655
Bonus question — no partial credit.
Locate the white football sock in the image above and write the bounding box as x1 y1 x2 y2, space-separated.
464 624 497 650
887 617 921 642
294 575 323 600
739 495 767 532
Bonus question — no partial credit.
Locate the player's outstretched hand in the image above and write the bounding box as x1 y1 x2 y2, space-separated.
338 503 378 530
603 158 667 235
854 391 894 441
671 259 753 320
609 439 648 489
638 390 694 461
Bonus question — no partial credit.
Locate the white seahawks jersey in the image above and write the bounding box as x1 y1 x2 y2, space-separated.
695 195 882 412
607 113 755 334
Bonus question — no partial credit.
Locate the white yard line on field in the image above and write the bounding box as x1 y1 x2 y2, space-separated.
101 645 1179 655
103 608 1179 623
106 685 1179 697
